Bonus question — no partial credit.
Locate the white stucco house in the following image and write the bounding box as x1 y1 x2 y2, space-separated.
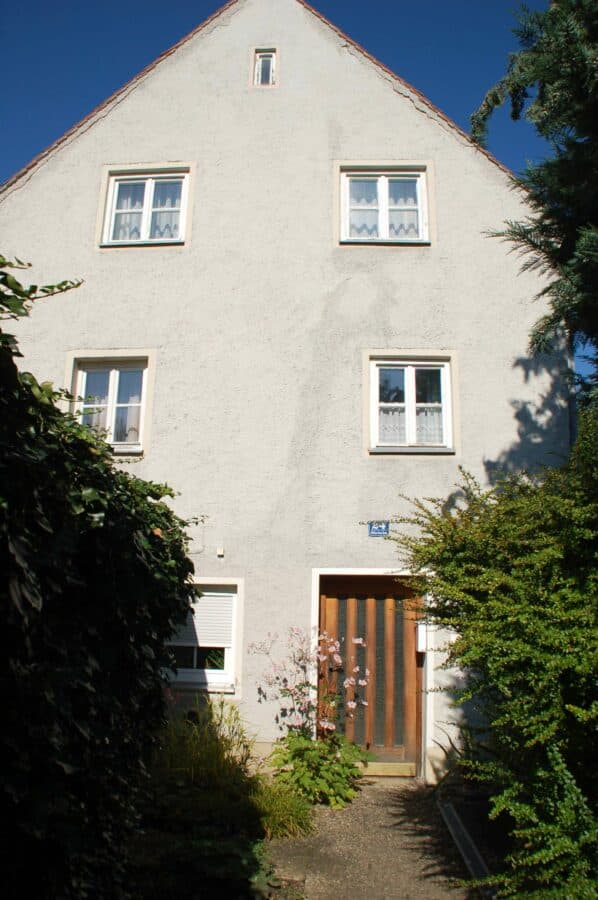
0 0 570 779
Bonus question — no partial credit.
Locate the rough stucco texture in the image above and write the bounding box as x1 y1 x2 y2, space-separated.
0 0 570 744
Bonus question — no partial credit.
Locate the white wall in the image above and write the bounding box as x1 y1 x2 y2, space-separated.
0 0 570 748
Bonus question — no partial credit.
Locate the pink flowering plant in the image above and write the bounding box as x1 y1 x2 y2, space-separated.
250 627 370 808
249 627 315 736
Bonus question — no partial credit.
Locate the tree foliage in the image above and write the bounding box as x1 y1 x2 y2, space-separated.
395 409 598 896
471 0 598 375
1 256 195 897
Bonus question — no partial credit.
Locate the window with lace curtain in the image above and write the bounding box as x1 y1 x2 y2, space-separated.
369 358 453 451
74 359 147 453
340 169 429 243
102 170 189 245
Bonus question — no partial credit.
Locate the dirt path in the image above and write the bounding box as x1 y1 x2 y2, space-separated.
268 779 471 899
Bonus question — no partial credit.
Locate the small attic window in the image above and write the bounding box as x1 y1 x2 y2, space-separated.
254 49 276 86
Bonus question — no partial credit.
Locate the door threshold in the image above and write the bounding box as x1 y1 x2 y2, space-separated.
361 761 416 777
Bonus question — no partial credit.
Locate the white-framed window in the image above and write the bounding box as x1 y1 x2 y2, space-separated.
102 171 189 245
340 169 429 242
74 359 148 453
168 584 239 691
254 49 276 86
370 358 453 450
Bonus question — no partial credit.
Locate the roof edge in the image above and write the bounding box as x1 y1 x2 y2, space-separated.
0 0 241 195
296 0 513 179
2 0 513 195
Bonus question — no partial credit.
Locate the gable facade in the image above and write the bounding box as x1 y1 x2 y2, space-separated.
0 0 570 778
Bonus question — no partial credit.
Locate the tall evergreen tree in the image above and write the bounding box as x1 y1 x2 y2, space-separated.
472 0 598 383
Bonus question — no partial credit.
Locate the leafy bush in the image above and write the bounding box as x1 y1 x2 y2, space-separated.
396 408 598 896
270 731 367 809
1 256 195 897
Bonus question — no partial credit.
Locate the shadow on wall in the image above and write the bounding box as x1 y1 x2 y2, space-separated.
435 354 571 516
423 645 496 786
483 354 572 484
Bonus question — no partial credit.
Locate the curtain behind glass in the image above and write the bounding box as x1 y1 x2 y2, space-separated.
81 369 109 433
415 408 443 443
114 369 143 443
350 178 379 238
389 210 419 238
150 180 181 240
388 178 419 238
415 369 443 443
379 407 406 443
112 182 145 241
113 406 141 443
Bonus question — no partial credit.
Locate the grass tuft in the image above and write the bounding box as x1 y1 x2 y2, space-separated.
127 695 312 897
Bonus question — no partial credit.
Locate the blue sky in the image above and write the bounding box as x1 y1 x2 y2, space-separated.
1 0 550 185
3 1 591 373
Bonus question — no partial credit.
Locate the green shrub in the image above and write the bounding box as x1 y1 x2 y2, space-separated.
1 257 195 897
270 731 367 808
396 408 598 896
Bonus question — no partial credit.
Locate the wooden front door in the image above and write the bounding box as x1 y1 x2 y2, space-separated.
319 575 421 767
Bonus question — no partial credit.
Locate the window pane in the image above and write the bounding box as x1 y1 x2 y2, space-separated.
83 370 109 404
350 209 378 238
259 56 272 84
415 369 441 403
82 407 107 432
114 405 141 443
115 182 145 210
389 209 419 238
388 178 418 206
171 646 195 668
117 370 143 404
196 648 225 670
150 210 180 240
379 407 406 443
350 179 378 206
379 368 404 403
416 408 443 443
153 181 182 209
112 212 142 241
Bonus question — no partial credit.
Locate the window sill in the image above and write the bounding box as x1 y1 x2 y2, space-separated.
170 680 236 694
111 445 144 456
99 240 185 248
370 446 455 455
340 239 431 247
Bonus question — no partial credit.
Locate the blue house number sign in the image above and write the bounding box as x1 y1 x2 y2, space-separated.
368 520 390 537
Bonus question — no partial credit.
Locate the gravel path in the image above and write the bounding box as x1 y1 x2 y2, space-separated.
268 779 471 899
